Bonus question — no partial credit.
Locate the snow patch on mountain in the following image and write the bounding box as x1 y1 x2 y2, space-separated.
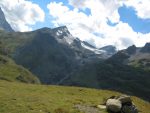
81 42 105 54
56 30 63 36
63 33 75 45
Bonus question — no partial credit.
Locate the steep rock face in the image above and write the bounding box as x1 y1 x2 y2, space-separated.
0 8 14 32
13 28 78 84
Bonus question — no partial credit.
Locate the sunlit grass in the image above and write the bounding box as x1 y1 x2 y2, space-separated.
0 80 149 113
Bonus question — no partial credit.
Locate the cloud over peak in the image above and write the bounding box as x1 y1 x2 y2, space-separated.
0 0 45 31
0 0 149 50
47 0 150 50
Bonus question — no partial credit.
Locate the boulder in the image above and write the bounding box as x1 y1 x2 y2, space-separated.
106 99 122 112
118 95 132 104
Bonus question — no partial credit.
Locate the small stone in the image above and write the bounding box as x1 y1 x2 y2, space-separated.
97 105 106 110
106 99 122 112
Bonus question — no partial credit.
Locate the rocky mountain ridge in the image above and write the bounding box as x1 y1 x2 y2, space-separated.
109 43 150 71
0 8 14 32
0 25 117 84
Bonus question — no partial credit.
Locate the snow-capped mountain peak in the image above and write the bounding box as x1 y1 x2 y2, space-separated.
51 26 75 45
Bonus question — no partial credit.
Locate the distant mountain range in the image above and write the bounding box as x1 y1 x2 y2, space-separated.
0 8 150 101
109 43 150 71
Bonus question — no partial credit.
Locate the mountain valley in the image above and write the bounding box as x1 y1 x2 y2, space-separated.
0 7 150 113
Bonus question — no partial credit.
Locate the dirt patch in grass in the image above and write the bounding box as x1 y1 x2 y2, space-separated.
74 104 104 113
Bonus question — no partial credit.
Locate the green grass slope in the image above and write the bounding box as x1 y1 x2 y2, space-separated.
0 55 40 84
0 30 35 55
63 61 150 101
0 80 149 113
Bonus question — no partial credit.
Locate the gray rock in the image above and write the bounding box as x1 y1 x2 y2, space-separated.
106 99 122 112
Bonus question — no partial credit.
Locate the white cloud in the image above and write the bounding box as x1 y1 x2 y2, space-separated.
69 0 121 23
123 0 150 19
47 0 150 50
0 0 45 31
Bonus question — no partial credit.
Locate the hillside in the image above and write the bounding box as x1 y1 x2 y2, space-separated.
0 27 104 84
0 55 40 84
0 80 149 113
1 28 150 102
59 44 150 101
61 60 150 101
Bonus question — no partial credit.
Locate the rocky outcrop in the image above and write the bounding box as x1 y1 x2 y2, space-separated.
126 45 137 55
140 43 150 53
98 95 138 113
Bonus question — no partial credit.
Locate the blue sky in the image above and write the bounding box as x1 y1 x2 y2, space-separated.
118 5 150 34
31 0 72 29
0 0 150 49
31 0 53 29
